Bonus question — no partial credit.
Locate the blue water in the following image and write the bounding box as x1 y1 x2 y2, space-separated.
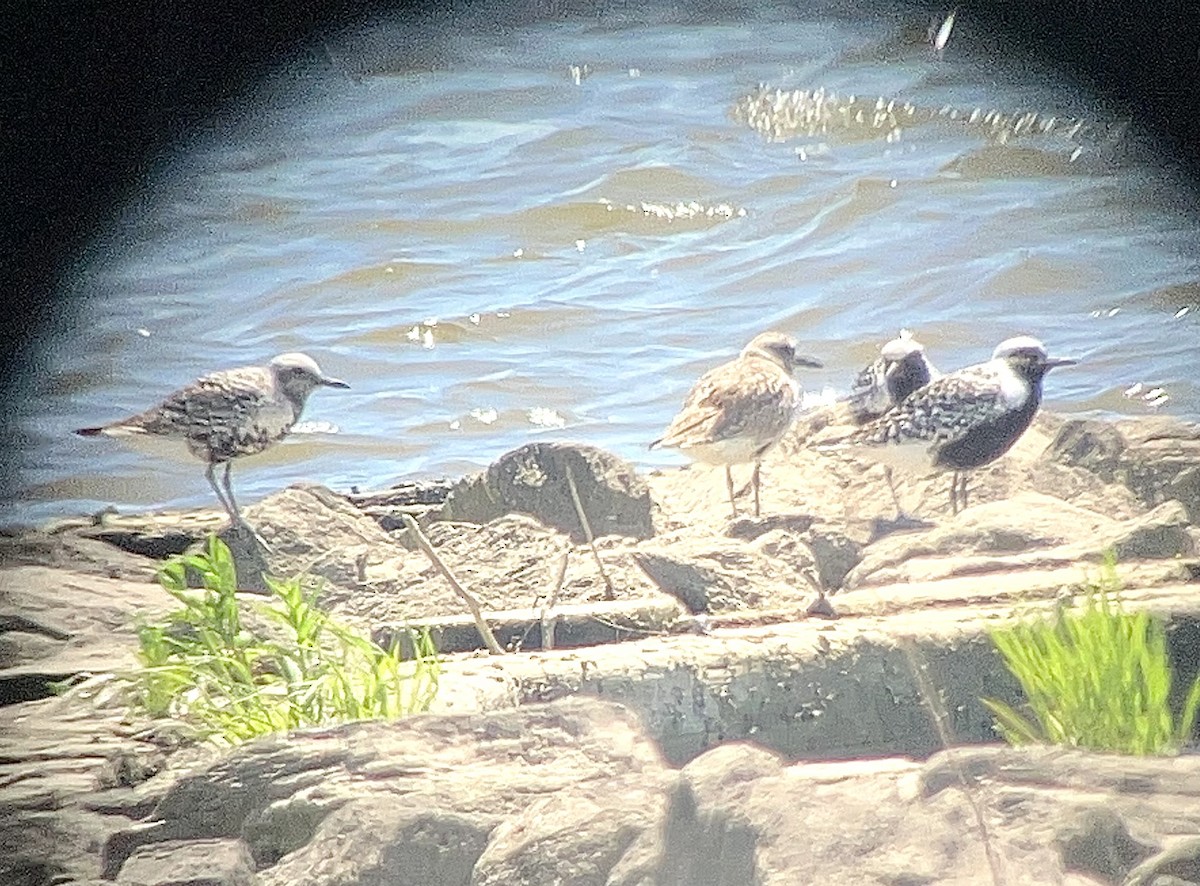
8 0 1200 525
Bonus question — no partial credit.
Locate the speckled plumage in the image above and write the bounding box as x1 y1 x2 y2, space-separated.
652 331 822 518
847 330 940 424
76 353 349 539
832 336 1076 513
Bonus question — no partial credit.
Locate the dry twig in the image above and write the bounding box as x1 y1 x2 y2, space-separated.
562 462 615 600
401 514 506 655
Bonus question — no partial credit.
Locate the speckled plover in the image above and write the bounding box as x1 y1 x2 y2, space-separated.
846 330 941 518
651 330 823 519
76 353 349 543
847 329 940 424
825 335 1076 513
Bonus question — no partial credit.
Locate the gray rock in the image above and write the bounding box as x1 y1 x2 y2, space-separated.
1121 835 1200 886
1054 805 1156 882
257 801 495 886
1110 500 1194 561
473 781 665 886
231 484 406 593
440 442 653 542
805 529 862 591
101 700 665 880
116 838 254 886
1049 419 1127 478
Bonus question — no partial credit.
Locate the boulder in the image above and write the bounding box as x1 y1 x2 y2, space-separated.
440 442 653 542
230 484 407 593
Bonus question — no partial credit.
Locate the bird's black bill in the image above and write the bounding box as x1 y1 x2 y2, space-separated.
797 356 824 369
322 377 351 389
1045 356 1079 369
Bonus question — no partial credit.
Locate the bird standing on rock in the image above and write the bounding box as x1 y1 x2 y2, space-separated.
847 329 940 424
846 330 942 520
651 330 823 519
75 353 349 545
823 335 1076 514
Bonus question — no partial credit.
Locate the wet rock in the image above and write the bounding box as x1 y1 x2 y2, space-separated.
116 838 254 886
440 442 653 543
1055 806 1156 882
1124 837 1200 886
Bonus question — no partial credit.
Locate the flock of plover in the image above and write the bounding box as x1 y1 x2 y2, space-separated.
75 330 1076 542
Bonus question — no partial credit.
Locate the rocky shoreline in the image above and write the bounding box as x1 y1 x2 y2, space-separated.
3 406 1200 884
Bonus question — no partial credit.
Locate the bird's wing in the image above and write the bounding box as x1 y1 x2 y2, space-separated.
127 368 272 435
848 364 1007 447
655 358 797 448
846 357 890 423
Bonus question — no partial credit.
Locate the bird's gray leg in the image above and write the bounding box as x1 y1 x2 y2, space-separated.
220 462 272 553
882 465 911 521
949 471 968 515
220 462 243 525
725 465 738 519
206 463 237 522
752 460 762 518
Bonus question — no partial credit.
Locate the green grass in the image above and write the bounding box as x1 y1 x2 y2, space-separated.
131 535 439 744
983 554 1200 755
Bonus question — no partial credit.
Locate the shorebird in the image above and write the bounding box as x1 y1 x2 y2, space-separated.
75 353 349 543
822 335 1076 514
651 330 823 519
847 329 940 424
846 330 942 520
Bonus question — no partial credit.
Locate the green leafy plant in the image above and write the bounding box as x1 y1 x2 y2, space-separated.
132 535 439 744
983 553 1200 755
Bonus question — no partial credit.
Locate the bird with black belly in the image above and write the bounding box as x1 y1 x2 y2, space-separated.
821 335 1076 514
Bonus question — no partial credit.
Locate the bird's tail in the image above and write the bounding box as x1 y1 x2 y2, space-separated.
648 437 663 451
74 426 106 437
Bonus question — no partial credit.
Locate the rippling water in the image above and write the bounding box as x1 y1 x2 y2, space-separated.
8 0 1200 525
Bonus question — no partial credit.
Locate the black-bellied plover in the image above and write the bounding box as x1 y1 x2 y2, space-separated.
824 335 1076 514
76 353 349 542
847 329 940 423
846 330 941 520
651 330 822 519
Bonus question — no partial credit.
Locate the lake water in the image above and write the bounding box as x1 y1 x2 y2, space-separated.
8 0 1200 525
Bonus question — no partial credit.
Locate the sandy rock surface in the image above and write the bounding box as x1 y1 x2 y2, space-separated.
4 410 1200 885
